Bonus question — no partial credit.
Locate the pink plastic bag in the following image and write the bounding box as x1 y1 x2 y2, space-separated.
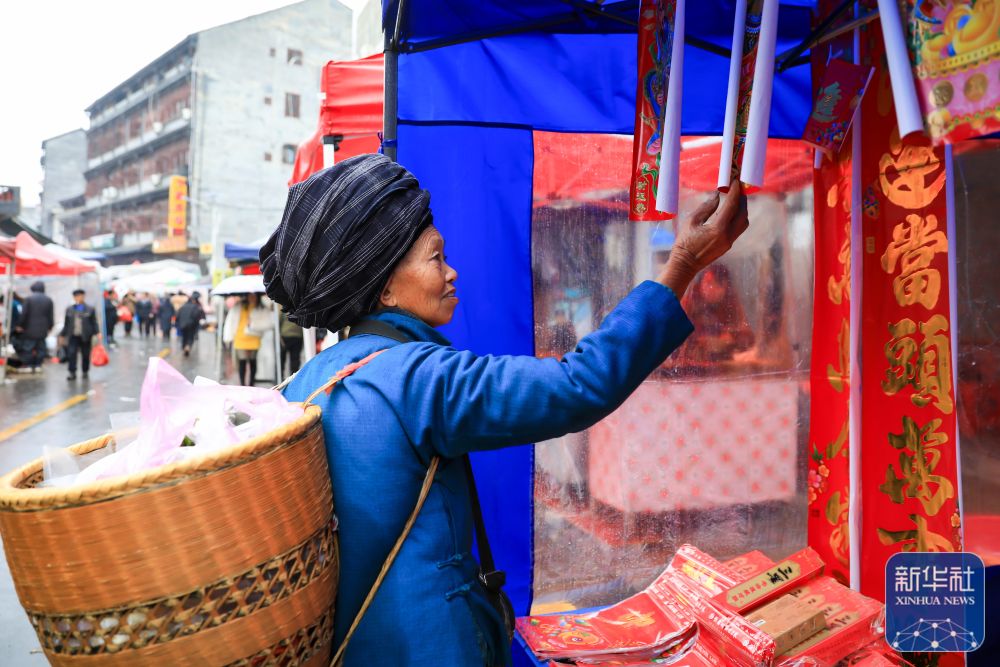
75 358 301 483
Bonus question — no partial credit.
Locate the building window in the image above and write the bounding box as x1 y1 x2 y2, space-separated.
264 96 272 106
264 152 272 162
287 48 303 65
269 47 276 57
284 93 300 118
282 144 297 164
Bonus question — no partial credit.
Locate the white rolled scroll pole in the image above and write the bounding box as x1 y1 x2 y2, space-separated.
655 0 686 217
741 0 779 189
876 0 924 138
718 0 748 191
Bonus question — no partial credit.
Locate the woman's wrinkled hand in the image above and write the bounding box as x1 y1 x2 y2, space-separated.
657 183 749 297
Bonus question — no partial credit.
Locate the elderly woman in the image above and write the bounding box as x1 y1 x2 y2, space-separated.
263 154 747 666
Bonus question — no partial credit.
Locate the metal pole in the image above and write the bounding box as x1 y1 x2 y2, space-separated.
216 297 226 382
0 263 12 383
272 300 282 384
382 0 408 162
95 274 108 348
303 326 316 363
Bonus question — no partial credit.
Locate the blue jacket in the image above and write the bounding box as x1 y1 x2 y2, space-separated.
282 281 693 666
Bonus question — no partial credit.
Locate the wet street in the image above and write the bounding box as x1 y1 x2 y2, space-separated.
0 330 222 664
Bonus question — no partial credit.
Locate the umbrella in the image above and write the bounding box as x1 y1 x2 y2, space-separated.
211 274 266 296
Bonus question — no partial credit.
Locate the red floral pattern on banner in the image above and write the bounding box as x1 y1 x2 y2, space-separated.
858 22 962 602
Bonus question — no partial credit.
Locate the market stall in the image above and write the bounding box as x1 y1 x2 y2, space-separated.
379 0 814 620
377 0 998 663
0 232 103 380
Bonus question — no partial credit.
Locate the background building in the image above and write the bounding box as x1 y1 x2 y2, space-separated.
356 0 383 57
39 129 87 243
71 0 351 264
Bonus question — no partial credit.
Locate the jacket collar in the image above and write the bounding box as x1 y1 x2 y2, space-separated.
366 308 451 346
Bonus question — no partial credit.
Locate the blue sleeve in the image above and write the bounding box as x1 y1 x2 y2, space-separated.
393 281 694 458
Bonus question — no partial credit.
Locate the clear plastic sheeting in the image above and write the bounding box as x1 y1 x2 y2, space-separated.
531 132 815 612
951 141 1000 566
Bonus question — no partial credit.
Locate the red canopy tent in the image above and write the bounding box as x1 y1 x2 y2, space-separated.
0 232 96 276
1 232 98 375
290 54 385 185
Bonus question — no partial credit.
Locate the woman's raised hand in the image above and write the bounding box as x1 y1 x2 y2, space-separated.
657 183 750 297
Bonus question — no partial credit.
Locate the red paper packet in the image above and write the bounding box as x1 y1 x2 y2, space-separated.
779 575 885 665
801 58 874 157
712 547 825 613
516 580 697 661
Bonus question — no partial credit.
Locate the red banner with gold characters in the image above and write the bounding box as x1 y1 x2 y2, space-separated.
807 144 853 587
629 0 675 222
858 23 961 601
805 0 855 587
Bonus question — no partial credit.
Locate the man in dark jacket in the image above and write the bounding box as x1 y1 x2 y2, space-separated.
135 293 154 337
16 281 54 372
157 294 175 339
61 289 99 380
175 291 205 356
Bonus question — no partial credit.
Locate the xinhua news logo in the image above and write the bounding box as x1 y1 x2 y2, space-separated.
885 552 986 653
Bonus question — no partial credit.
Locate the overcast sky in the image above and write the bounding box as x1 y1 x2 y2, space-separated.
0 0 367 208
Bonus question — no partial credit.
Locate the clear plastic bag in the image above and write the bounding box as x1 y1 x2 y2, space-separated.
57 358 302 485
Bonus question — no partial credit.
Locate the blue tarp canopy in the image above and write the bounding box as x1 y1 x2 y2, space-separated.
381 0 818 626
223 238 266 262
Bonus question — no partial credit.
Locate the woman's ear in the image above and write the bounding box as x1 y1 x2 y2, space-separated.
379 278 397 308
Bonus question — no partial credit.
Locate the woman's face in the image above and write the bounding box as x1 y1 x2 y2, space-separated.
380 225 458 327
247 293 259 307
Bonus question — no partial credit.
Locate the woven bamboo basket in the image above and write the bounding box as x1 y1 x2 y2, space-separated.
0 404 337 667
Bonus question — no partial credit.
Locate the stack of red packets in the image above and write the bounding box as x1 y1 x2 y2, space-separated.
516 545 891 666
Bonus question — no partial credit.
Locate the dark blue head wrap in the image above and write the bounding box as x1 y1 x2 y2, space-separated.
260 154 432 330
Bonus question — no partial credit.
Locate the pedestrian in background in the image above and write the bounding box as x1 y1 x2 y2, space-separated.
103 290 118 347
121 291 137 336
61 289 99 381
223 293 269 385
158 293 175 339
16 281 54 373
170 291 188 337
175 291 205 356
279 306 304 375
135 292 154 337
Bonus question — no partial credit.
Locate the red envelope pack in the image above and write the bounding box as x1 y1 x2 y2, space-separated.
722 550 775 580
663 568 777 667
778 576 885 666
516 576 698 662
713 547 826 614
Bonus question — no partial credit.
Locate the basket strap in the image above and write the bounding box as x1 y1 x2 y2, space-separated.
330 455 440 666
297 349 388 404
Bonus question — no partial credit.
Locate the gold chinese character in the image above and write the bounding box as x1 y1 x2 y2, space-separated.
882 314 954 414
879 415 954 515
878 131 946 210
827 318 850 393
617 611 656 628
828 222 850 305
877 514 955 552
881 214 948 309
